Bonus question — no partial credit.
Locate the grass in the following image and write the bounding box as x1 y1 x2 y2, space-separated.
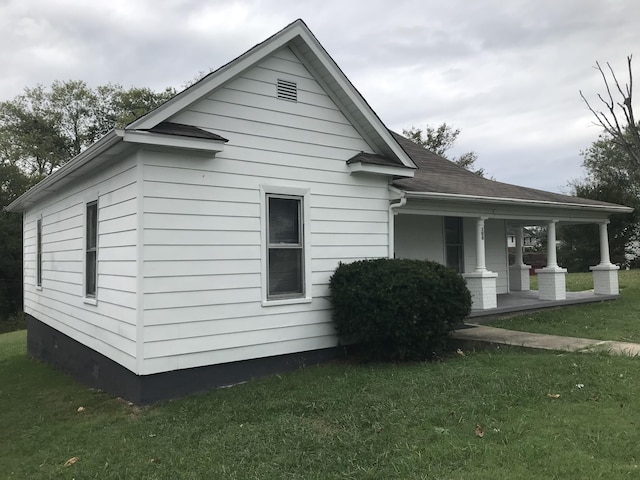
528 270 596 292
491 269 640 342
2 330 640 479
0 311 26 334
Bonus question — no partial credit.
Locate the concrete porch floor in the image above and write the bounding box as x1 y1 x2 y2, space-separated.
468 290 619 320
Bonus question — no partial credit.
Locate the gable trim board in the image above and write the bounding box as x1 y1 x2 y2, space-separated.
5 19 632 403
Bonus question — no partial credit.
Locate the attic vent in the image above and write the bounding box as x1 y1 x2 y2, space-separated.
277 79 297 102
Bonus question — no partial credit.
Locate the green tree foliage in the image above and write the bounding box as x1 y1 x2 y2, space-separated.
0 80 176 321
558 139 640 271
565 56 640 270
0 81 176 175
402 123 485 176
0 164 37 318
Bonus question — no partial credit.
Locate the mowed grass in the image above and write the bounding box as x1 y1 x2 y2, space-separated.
492 269 640 342
2 330 640 479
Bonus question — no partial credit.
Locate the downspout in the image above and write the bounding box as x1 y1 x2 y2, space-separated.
388 191 407 259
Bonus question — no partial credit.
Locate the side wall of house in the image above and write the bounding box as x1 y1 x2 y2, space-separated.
23 155 139 372
394 215 444 262
139 46 391 375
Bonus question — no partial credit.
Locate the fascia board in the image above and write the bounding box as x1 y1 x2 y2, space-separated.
348 162 415 178
403 191 633 214
291 33 416 169
123 131 225 152
5 130 125 212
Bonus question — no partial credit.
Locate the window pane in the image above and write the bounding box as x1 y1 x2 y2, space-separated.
446 245 463 273
37 219 42 286
86 202 97 250
268 248 303 297
444 216 462 244
268 197 300 244
86 251 97 296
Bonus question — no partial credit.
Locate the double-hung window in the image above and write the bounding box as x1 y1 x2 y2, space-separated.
36 218 42 287
444 216 464 273
85 201 98 298
266 194 304 299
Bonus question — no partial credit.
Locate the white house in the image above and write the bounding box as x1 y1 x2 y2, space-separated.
6 19 632 403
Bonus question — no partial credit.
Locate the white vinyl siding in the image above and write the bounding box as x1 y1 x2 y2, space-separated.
23 155 139 372
140 46 390 374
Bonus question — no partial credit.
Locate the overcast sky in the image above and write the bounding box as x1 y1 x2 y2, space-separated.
1 0 638 193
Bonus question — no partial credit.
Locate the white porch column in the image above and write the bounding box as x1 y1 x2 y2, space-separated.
475 217 487 272
589 221 620 295
463 217 498 310
535 220 567 301
509 227 531 291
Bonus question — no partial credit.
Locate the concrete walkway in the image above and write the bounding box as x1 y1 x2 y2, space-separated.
452 324 640 356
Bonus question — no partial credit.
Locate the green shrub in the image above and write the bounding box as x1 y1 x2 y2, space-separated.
329 258 471 361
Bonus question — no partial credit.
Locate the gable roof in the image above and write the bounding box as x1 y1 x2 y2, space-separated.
128 19 415 170
391 132 632 213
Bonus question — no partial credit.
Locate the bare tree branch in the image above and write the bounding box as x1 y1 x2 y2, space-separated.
581 55 640 167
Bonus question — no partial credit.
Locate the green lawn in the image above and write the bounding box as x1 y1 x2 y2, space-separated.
2 328 640 479
491 269 640 342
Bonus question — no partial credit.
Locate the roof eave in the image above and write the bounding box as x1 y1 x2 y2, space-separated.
348 162 415 177
123 130 226 153
402 191 634 214
5 130 126 212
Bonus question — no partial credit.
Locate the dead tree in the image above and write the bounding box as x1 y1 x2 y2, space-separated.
580 55 640 167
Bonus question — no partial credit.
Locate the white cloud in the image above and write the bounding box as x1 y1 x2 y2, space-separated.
1 0 638 193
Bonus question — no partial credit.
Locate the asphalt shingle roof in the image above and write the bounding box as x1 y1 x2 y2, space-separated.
391 131 622 209
347 151 405 167
145 122 229 142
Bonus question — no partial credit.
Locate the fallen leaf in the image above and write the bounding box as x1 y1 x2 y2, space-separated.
475 424 484 438
547 393 560 399
64 457 79 467
456 348 465 356
434 427 449 434
77 406 85 413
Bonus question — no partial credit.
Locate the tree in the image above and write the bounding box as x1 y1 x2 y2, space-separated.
402 123 485 176
0 81 176 175
0 164 36 318
558 178 639 271
580 55 640 184
0 80 176 321
557 135 640 271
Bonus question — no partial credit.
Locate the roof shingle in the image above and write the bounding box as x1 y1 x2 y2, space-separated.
391 132 623 209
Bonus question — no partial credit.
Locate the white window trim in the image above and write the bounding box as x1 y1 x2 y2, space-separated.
83 199 99 305
260 185 312 306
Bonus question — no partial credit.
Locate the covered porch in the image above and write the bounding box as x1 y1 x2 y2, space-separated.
467 289 620 319
390 188 630 313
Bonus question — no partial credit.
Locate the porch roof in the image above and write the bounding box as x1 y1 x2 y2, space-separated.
391 132 632 214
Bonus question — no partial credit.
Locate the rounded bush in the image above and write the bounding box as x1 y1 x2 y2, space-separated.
329 258 471 361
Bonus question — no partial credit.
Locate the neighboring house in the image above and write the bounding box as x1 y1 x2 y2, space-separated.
6 19 632 403
507 227 539 250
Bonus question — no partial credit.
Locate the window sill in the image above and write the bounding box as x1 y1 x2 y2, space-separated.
83 297 98 306
36 286 42 291
262 296 312 307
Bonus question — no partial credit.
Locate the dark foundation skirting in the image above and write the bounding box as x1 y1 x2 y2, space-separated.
26 314 343 404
